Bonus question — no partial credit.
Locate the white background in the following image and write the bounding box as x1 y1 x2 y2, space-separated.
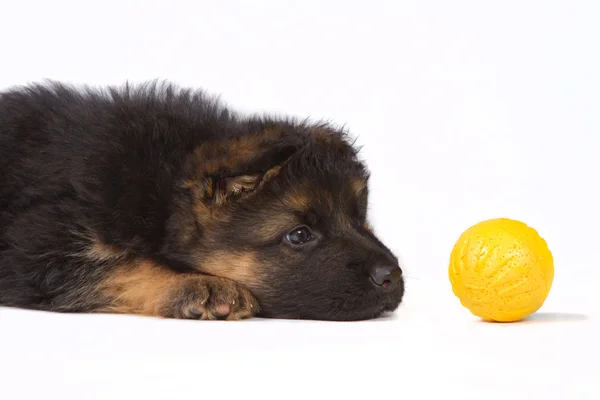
0 1 598 399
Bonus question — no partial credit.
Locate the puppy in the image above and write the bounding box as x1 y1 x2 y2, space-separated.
0 81 404 321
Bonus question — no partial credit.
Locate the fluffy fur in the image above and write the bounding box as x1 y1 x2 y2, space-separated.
0 81 404 321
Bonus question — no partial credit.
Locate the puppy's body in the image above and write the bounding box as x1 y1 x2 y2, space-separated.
0 81 404 321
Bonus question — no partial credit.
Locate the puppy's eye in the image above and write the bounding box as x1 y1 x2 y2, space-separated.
285 226 312 245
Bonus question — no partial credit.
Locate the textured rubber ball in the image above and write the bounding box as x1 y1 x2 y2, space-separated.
449 218 554 322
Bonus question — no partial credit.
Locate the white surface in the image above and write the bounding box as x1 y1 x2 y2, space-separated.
1 275 598 400
1 1 599 399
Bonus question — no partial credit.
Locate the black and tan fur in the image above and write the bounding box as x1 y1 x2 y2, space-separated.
0 81 404 321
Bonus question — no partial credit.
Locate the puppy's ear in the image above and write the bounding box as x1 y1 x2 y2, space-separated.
182 132 300 206
205 165 282 205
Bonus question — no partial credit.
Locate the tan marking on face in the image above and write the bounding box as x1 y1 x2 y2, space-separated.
364 221 374 232
282 189 311 212
199 251 261 288
257 214 300 242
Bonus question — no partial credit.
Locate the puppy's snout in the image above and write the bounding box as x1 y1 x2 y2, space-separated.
369 261 402 289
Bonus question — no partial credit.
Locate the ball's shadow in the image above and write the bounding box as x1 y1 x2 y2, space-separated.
523 312 590 323
476 312 590 324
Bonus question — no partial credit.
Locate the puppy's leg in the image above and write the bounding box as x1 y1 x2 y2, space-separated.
99 260 260 320
0 204 259 320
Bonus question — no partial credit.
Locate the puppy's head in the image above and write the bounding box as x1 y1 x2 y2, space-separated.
176 123 404 320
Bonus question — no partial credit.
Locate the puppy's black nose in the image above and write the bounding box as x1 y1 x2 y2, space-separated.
369 262 402 288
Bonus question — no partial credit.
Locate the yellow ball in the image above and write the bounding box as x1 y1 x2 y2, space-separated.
449 218 554 322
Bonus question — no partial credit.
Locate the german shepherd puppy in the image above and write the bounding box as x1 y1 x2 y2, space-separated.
0 81 404 321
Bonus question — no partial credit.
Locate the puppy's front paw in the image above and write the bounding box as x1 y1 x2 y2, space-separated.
163 275 259 321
